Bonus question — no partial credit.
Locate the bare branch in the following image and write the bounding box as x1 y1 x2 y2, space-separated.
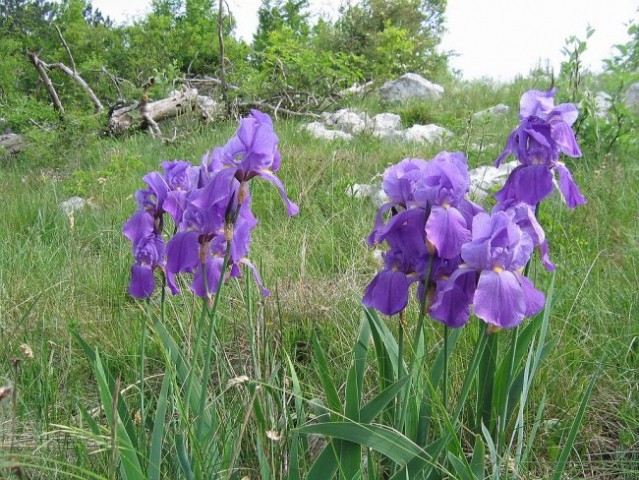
47 61 104 112
217 0 228 113
54 24 76 72
181 76 239 93
28 52 64 113
236 101 321 119
28 50 103 113
101 66 125 101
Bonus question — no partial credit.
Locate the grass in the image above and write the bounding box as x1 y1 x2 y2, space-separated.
0 78 638 478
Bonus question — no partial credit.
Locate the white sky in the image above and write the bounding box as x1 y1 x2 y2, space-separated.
91 0 638 80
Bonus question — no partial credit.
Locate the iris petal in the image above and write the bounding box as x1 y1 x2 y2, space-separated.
555 163 586 208
363 270 411 316
474 270 526 328
426 205 470 259
129 264 155 298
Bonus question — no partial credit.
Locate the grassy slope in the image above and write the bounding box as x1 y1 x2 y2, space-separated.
0 79 637 477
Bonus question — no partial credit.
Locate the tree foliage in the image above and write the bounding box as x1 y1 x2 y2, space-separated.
333 0 448 79
0 0 450 130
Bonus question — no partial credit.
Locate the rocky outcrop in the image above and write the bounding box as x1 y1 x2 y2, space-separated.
305 108 451 145
379 73 444 103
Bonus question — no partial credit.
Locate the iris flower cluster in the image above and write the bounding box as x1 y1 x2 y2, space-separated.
364 88 584 329
123 110 298 299
495 88 586 208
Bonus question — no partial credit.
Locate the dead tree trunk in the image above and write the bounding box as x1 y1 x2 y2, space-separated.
48 61 104 112
107 88 220 135
217 0 228 113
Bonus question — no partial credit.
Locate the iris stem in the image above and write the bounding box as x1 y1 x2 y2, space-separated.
397 316 404 431
499 325 518 454
443 325 449 409
478 324 497 435
497 202 540 452
183 277 211 423
196 237 233 443
140 299 148 443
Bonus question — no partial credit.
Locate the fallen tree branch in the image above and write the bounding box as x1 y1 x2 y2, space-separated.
47 61 104 112
28 51 64 113
181 76 240 91
54 24 76 72
28 51 103 113
108 87 221 135
236 100 322 120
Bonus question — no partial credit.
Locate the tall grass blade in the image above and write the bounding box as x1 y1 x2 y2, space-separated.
365 308 399 380
299 422 427 466
175 433 195 480
447 452 474 480
551 359 602 480
306 376 412 479
312 331 343 419
470 435 486 479
71 329 139 450
289 432 301 480
93 352 144 480
340 318 371 479
149 370 171 480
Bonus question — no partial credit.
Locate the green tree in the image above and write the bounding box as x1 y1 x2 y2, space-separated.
0 0 56 50
254 0 310 51
334 0 448 79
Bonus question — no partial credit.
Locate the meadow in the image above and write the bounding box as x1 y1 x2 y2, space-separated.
0 76 638 479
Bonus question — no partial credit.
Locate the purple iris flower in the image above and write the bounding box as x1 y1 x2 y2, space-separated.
430 211 545 329
124 111 295 300
166 169 268 298
368 152 481 260
201 110 298 216
493 200 555 271
495 88 586 208
382 158 429 208
367 158 427 246
122 211 174 298
363 210 430 315
364 152 484 317
413 152 479 259
161 160 201 223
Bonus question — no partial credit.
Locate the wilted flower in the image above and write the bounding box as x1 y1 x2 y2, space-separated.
19 344 34 360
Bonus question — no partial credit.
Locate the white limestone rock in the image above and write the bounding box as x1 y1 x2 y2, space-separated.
339 81 374 96
326 109 370 134
468 160 519 201
345 183 389 208
473 103 510 119
371 113 402 138
396 124 452 144
624 82 639 113
60 196 87 214
594 91 612 118
305 121 353 141
379 73 444 103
